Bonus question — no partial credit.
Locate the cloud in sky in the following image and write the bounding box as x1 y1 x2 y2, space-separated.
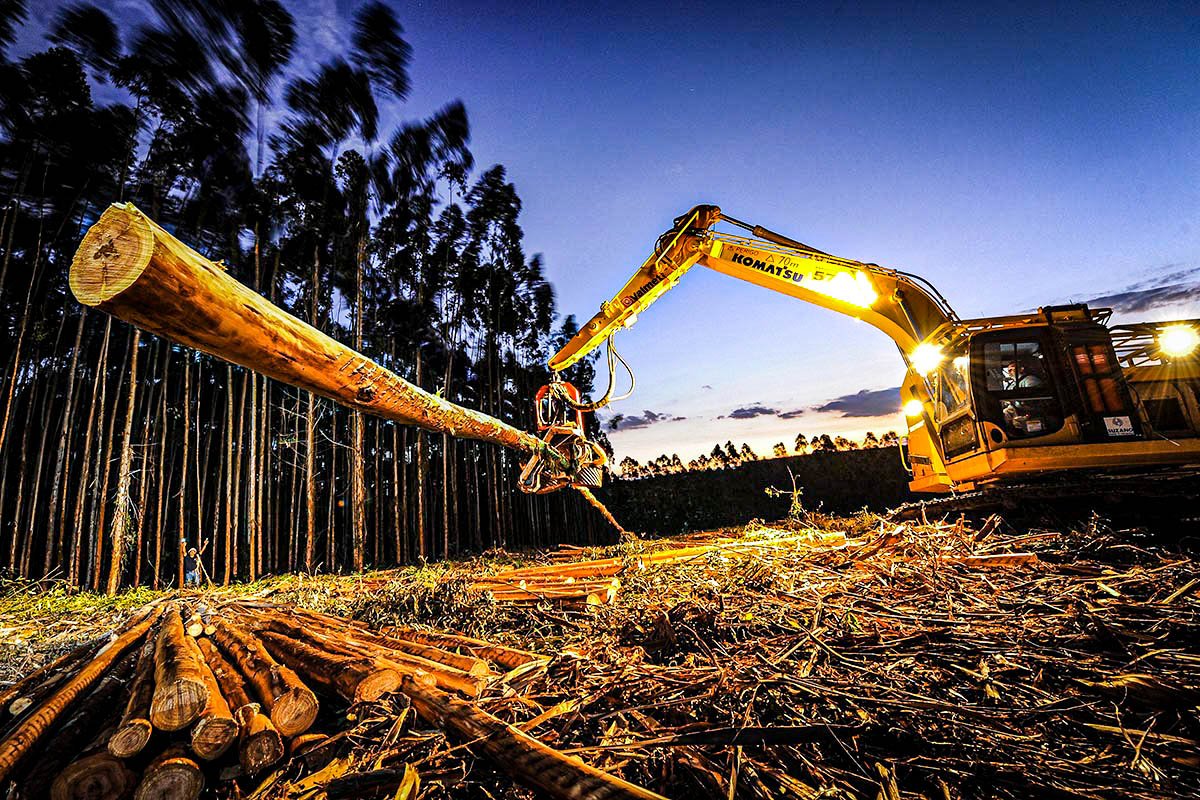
815 387 902 418
721 405 778 420
608 409 685 431
778 408 805 419
1076 265 1200 316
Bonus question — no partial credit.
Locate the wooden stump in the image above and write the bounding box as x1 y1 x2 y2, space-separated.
148 606 209 732
50 752 136 800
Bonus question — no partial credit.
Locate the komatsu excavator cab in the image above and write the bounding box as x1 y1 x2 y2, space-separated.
903 305 1200 492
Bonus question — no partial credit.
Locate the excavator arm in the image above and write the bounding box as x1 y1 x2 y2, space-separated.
551 204 958 371
521 204 960 494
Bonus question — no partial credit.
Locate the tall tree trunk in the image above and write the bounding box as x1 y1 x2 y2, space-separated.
153 347 170 588
6 387 34 574
392 425 402 563
247 371 258 581
326 417 337 571
45 310 87 576
305 244 320 573
106 329 141 595
178 357 190 589
132 360 155 587
223 365 234 584
414 350 425 561
231 367 246 581
350 235 366 571
71 318 110 585
91 331 130 590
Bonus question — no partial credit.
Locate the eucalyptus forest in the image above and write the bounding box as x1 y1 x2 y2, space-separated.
0 0 611 594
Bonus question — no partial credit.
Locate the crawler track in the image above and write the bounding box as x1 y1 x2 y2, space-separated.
889 468 1200 531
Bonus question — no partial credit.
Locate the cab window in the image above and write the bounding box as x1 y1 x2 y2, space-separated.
981 340 1062 438
931 348 969 422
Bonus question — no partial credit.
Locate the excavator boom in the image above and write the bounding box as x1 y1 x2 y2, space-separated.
550 205 957 372
533 203 1200 498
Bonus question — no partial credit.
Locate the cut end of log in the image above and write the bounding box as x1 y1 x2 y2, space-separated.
51 752 136 800
148 677 208 732
107 719 153 758
191 714 238 760
353 668 403 703
237 705 285 775
69 204 154 307
270 686 319 737
133 754 204 800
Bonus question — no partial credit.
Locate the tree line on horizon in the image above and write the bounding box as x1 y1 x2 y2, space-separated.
0 0 612 593
616 430 901 479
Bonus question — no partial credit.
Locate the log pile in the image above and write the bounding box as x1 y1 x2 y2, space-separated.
0 598 664 799
5 514 1199 798
465 525 847 605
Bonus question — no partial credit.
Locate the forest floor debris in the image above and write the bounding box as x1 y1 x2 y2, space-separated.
2 510 1199 798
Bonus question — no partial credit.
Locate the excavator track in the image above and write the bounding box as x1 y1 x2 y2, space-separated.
889 468 1200 529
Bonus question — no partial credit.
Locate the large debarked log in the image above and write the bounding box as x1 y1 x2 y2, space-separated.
69 203 560 461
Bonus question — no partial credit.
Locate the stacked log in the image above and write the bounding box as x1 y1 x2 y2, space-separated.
466 528 847 605
0 598 663 800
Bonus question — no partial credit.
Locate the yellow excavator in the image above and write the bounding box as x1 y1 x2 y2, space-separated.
520 204 1200 509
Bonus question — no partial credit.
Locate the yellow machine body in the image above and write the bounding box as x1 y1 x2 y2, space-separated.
549 204 1200 494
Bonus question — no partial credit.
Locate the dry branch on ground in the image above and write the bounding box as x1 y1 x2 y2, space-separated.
2 512 1199 799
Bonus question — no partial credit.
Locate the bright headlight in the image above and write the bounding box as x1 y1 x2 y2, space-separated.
902 399 924 417
910 342 945 376
1159 324 1199 358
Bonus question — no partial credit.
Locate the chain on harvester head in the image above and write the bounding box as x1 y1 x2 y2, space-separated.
518 376 608 494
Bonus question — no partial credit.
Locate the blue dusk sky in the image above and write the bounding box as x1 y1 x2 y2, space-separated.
17 1 1200 462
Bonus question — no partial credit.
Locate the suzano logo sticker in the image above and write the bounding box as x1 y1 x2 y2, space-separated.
1103 416 1135 437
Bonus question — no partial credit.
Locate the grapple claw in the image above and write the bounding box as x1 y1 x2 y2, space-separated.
519 378 608 494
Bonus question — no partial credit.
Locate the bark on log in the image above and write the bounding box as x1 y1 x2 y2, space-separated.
0 603 162 783
398 676 667 800
50 752 136 800
256 630 403 703
69 203 560 462
209 617 318 736
497 557 634 581
107 624 158 757
134 746 203 800
193 636 251 709
488 586 616 605
18 655 136 797
187 637 237 760
242 610 482 696
148 606 209 731
195 633 283 773
0 639 101 719
384 627 547 672
282 607 493 676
